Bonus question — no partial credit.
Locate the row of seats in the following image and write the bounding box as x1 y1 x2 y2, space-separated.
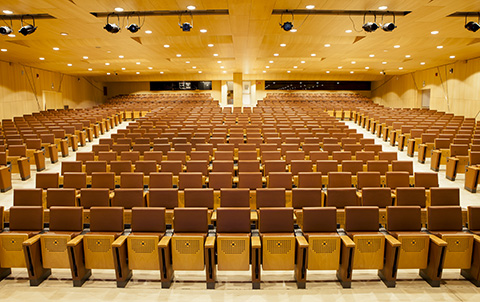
1 205 479 289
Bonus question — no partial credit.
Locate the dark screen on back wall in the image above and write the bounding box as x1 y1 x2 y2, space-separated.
150 81 212 91
265 81 371 90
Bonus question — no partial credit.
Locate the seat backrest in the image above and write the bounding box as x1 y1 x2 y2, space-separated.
258 207 294 233
378 152 398 163
178 172 203 189
395 187 426 207
325 188 357 208
149 172 173 188
49 206 84 232
220 188 250 207
14 188 43 206
468 206 480 232
316 160 338 175
292 188 322 208
256 188 286 208
414 172 438 188
91 172 115 190
120 172 144 188
131 207 166 233
302 207 337 233
9 206 44 232
85 161 107 175
341 160 363 175
344 206 379 232
386 171 410 189
47 188 77 207
80 188 110 208
135 161 158 175
355 151 375 163
430 187 460 206
297 172 322 188
8 145 27 156
148 188 178 208
76 152 95 163
63 172 87 189
89 207 124 232
327 172 352 188
237 172 263 189
160 160 183 175
427 206 463 231
112 188 145 208
61 161 83 175
216 207 251 233
173 207 208 233
362 187 392 207
392 160 413 175
184 188 214 208
386 206 422 232
450 144 469 156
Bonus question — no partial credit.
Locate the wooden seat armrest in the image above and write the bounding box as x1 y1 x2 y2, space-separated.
385 235 401 247
251 236 261 249
158 236 171 248
296 236 309 249
205 236 216 249
340 235 355 248
473 234 480 244
22 234 41 246
428 234 447 247
112 235 128 248
432 150 441 154
67 235 84 247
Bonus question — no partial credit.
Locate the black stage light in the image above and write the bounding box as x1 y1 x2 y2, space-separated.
104 13 120 33
0 26 13 35
362 22 379 32
126 13 143 33
18 15 37 36
465 21 480 32
181 22 192 32
126 23 140 33
281 21 293 31
381 22 396 32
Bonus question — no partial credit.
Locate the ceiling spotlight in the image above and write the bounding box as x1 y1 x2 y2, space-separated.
0 26 12 35
280 11 294 31
179 12 193 32
362 22 379 32
126 23 140 33
18 15 37 36
465 21 480 32
104 13 120 33
382 22 397 32
181 22 192 32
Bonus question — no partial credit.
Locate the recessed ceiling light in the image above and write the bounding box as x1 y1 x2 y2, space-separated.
67 63 72 66
222 70 227 73
107 51 111 53
160 71 164 74
105 63 110 65
280 43 286 47
431 31 439 35
274 53 279 56
306 5 315 9
7 33 15 37
345 29 352 33
369 54 375 57
192 66 197 69
378 6 388 10
88 68 93 71
107 72 111 75
217 61 222 63
0 48 7 52
220 66 224 69
301 61 305 64
136 72 140 74
200 29 207 33
394 45 400 48
207 44 214 47
382 62 387 64
269 60 273 63
148 67 153 69
121 67 126 70
3 10 13 14
338 66 343 69
351 61 356 64
83 56 88 59
311 53 316 56
399 67 404 70
324 44 331 47
176 54 181 57
263 70 266 73
437 45 443 49
380 71 383 74
186 61 190 63
119 55 124 58
60 32 68 36
405 55 411 58
213 54 219 57
164 44 170 48
114 7 124 12
265 66 270 68
290 29 297 32
53 47 59 51
326 71 330 73
350 71 354 74
293 66 298 69
39 57 45 60
198 71 202 73
145 30 152 34
287 71 291 73
136 62 141 65
450 55 455 59
187 5 196 10
365 67 370 69
420 62 426 65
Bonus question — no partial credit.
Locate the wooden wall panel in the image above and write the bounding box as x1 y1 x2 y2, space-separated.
0 61 103 120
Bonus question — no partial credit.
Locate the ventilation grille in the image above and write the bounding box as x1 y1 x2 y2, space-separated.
86 238 111 253
131 239 156 254
401 237 426 253
446 237 470 253
357 238 382 253
266 239 291 254
1 238 22 251
175 239 201 255
44 237 67 253
311 238 338 254
220 239 246 255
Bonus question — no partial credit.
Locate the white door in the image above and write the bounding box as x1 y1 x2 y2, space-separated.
421 89 430 109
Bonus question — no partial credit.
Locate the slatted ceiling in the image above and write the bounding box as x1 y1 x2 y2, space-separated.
1 1 480 81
